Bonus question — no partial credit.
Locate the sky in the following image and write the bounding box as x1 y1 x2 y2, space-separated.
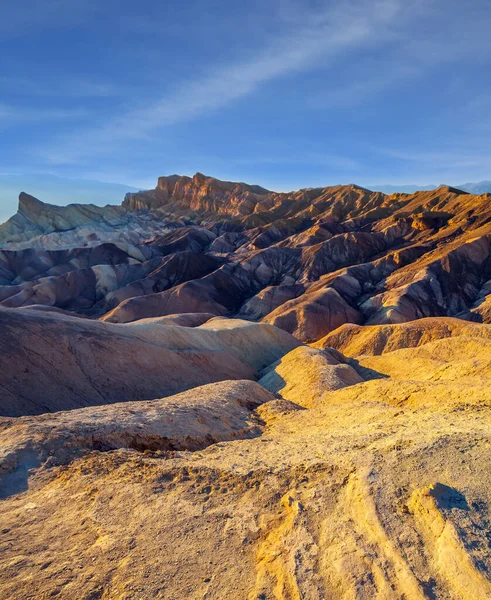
1 0 491 219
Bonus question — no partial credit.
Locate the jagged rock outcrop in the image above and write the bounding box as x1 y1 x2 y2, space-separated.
123 172 270 216
0 193 126 246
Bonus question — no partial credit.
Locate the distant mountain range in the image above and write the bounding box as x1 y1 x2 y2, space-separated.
2 174 491 226
373 181 491 195
0 174 139 224
1 172 490 332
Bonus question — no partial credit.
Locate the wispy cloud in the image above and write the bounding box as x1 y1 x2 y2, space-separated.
378 148 491 170
307 0 491 111
0 0 99 39
0 104 89 122
307 63 419 110
370 146 491 185
231 152 362 171
0 76 122 98
38 0 407 164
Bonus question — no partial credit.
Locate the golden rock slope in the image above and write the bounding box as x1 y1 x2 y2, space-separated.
2 317 491 599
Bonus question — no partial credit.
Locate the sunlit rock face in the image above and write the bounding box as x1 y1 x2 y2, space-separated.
123 172 271 215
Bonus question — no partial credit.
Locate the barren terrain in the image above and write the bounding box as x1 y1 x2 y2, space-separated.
1 176 491 599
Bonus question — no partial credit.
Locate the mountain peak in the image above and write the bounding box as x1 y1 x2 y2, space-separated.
0 192 124 246
125 172 272 213
19 191 44 207
192 171 208 183
18 192 47 220
436 185 468 195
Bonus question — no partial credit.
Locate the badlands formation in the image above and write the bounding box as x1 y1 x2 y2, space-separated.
1 174 491 598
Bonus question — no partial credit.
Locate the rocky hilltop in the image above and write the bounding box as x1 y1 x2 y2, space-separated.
123 172 271 215
0 192 126 245
2 173 491 598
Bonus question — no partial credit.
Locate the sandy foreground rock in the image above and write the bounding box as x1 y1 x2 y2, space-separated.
1 317 491 599
0 380 274 500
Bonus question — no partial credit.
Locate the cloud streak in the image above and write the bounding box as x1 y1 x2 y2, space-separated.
0 104 89 122
0 0 99 39
307 1 491 111
0 76 123 99
39 0 406 164
231 152 362 171
378 147 491 170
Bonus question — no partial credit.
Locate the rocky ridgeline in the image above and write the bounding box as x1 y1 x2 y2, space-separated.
0 173 490 340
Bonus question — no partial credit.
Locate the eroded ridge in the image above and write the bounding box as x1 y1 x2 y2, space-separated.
409 483 491 600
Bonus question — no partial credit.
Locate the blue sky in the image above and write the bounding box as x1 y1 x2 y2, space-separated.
1 0 491 205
